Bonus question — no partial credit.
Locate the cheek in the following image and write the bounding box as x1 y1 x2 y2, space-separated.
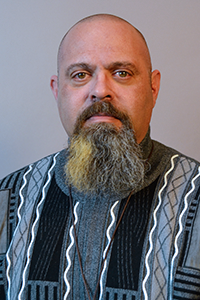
131 83 154 110
57 94 75 135
118 86 153 122
57 92 88 136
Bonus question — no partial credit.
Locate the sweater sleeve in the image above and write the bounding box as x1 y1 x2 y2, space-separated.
0 166 30 299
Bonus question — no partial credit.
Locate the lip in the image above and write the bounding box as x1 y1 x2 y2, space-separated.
84 114 122 127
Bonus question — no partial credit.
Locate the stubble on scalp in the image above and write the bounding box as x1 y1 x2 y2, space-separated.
65 101 145 195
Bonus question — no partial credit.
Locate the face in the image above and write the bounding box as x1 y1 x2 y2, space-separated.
51 17 160 143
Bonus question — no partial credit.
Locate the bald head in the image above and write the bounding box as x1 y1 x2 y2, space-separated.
57 14 152 75
50 13 161 142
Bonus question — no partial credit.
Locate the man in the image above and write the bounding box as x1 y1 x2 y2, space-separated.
0 14 200 300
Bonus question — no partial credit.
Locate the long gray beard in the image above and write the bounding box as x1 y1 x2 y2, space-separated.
65 121 145 195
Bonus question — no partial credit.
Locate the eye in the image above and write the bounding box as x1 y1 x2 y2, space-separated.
73 72 87 79
114 70 131 78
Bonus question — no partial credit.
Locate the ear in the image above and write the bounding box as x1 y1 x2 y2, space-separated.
151 70 161 107
50 75 58 102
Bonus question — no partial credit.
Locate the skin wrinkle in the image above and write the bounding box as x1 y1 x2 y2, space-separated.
73 101 131 133
65 62 141 80
50 14 160 143
50 13 161 194
57 14 152 76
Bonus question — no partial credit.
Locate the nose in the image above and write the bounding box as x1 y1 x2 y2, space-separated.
90 72 113 102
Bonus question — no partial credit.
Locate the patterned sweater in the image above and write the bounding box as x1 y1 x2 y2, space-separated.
0 131 200 300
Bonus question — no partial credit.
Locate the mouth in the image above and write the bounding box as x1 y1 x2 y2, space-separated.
74 101 130 134
84 113 122 127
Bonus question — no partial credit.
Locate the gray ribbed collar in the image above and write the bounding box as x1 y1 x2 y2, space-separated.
139 127 153 160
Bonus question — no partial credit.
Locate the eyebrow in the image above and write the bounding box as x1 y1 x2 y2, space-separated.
65 61 139 77
106 61 140 74
65 63 95 77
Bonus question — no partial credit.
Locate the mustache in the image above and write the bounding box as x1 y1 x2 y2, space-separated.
73 101 132 134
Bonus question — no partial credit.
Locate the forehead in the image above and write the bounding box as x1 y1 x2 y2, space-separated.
59 18 150 69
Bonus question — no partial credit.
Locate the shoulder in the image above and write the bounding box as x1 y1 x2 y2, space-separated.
153 139 200 167
0 152 61 191
0 152 62 247
149 139 200 192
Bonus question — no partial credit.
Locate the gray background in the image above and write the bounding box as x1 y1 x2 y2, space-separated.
1 0 200 178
